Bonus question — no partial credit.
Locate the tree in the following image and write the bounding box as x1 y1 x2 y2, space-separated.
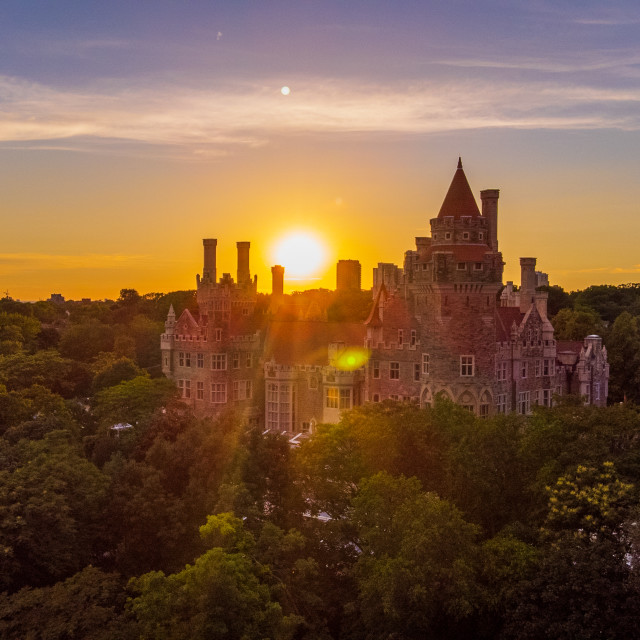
0 566 136 640
350 472 482 639
551 307 604 341
58 321 115 362
606 311 640 403
502 463 640 639
0 431 109 592
128 515 300 640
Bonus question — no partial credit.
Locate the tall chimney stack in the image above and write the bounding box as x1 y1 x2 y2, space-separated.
203 238 217 283
519 257 537 313
237 241 250 285
480 189 499 251
271 265 284 297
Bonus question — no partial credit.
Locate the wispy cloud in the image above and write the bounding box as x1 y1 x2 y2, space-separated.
555 265 640 276
0 253 151 275
1 72 640 158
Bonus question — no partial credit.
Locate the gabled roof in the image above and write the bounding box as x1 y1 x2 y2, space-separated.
264 321 366 366
437 158 481 219
365 284 388 327
175 308 200 335
496 306 524 342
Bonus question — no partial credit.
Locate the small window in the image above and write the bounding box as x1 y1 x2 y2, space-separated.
372 360 380 379
211 383 226 403
474 263 483 270
422 353 430 375
233 353 239 369
197 353 204 368
462 232 470 240
414 363 420 381
518 391 531 415
390 362 400 379
246 353 252 368
521 361 528 379
196 381 204 400
179 352 185 367
373 394 380 403
215 328 222 341
183 379 191 399
457 263 466 271
445 232 452 240
479 232 484 240
479 403 489 418
211 354 227 370
497 394 507 413
460 355 474 377
410 330 416 346
398 329 403 346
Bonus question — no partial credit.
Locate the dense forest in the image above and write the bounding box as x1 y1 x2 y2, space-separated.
1 284 640 639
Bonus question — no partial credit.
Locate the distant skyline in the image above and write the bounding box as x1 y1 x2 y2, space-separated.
1 1 640 300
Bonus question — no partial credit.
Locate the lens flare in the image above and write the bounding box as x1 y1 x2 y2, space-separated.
332 347 371 371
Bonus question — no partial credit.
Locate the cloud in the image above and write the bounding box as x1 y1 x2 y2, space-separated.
555 265 640 276
1 72 640 158
0 253 151 275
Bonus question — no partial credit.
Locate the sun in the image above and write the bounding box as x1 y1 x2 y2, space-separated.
272 231 327 280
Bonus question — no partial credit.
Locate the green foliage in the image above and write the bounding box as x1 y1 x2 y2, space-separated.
572 283 640 324
0 312 41 354
0 432 109 592
551 307 604 341
351 472 482 639
0 566 136 640
327 290 373 322
606 311 640 403
92 375 177 427
58 321 115 362
129 549 295 640
92 356 142 392
536 284 571 317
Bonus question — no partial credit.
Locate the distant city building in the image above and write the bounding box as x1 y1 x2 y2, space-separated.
336 259 361 291
49 293 65 304
161 158 609 433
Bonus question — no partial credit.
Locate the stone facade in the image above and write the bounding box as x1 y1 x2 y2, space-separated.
161 158 609 432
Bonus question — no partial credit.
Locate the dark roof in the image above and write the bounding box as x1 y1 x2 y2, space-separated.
496 306 524 342
437 158 481 219
557 340 583 354
264 320 366 366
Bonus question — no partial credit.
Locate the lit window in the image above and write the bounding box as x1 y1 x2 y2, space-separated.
422 353 430 375
211 354 227 370
460 355 474 377
326 387 339 409
390 362 400 379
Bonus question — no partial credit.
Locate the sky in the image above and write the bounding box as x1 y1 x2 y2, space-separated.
1 0 640 300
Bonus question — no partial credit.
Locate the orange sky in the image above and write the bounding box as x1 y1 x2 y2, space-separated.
1 3 640 300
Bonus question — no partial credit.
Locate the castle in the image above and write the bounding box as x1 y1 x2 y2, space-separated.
161 159 609 431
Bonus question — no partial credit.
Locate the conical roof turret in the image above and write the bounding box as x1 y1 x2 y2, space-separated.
437 157 480 218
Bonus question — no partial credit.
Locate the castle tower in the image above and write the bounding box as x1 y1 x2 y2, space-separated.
413 158 504 413
202 238 217 284
237 241 251 286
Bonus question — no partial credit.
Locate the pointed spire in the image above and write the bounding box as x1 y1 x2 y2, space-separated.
167 304 176 319
437 158 480 219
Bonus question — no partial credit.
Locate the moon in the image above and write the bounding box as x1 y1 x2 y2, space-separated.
281 86 291 96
